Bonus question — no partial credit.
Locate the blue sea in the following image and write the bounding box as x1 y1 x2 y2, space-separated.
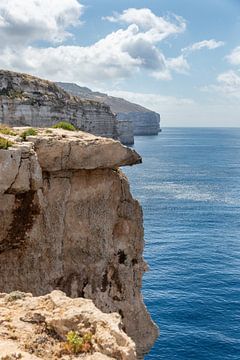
123 128 240 360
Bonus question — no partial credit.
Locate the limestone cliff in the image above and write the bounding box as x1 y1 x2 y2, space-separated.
0 128 158 357
0 290 136 359
116 120 134 145
0 70 118 140
56 82 161 138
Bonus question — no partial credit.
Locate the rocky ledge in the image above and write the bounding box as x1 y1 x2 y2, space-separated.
0 128 158 358
0 290 136 359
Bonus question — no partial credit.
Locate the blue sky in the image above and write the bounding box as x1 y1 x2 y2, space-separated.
0 0 240 126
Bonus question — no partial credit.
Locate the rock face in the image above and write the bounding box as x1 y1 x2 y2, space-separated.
116 120 134 145
56 82 161 138
0 128 158 357
0 290 137 359
0 70 118 140
117 112 160 136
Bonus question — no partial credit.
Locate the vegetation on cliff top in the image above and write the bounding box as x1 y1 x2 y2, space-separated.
52 121 76 131
64 330 92 354
0 124 17 136
20 128 38 140
0 137 13 149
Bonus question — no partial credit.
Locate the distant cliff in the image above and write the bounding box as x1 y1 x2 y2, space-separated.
0 70 118 140
56 82 161 137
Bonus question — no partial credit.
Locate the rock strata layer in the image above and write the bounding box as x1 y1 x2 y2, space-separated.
0 70 118 139
0 128 158 357
0 290 136 359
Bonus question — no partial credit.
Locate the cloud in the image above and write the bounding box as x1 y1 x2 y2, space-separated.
108 89 194 111
182 39 224 54
226 46 240 65
0 4 220 86
216 70 240 98
166 55 190 74
0 6 189 84
202 70 240 99
0 0 84 45
103 8 186 42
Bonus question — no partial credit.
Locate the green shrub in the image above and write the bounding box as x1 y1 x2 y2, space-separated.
45 129 53 134
0 125 17 136
52 121 76 131
0 137 13 149
5 291 26 302
20 128 38 141
65 330 92 354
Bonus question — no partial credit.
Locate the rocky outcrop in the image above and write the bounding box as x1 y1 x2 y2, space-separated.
0 70 118 140
0 128 158 357
0 290 136 359
56 82 161 138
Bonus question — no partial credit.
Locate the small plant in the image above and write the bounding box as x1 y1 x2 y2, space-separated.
0 137 13 149
20 128 38 141
0 125 16 136
52 121 76 131
65 330 92 354
5 291 26 302
45 129 53 134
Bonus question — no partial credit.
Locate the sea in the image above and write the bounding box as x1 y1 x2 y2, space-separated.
123 128 240 360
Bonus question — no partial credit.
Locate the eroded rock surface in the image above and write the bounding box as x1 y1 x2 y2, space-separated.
0 290 136 359
0 129 158 357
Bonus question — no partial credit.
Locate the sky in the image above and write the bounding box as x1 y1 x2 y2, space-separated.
0 0 240 127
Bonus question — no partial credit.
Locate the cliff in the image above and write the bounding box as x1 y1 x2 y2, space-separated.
0 128 158 357
56 82 161 138
0 290 136 359
116 120 134 145
0 70 118 140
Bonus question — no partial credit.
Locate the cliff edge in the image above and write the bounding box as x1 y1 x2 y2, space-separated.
0 128 158 357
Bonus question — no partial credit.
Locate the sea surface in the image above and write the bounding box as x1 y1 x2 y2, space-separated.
123 128 240 360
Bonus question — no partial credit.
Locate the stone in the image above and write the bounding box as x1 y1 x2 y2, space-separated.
0 290 136 359
0 129 158 357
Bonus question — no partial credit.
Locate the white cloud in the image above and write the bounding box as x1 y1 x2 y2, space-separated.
226 46 240 65
0 4 222 86
202 70 240 99
216 70 240 98
108 89 194 111
0 6 189 84
182 39 224 54
0 0 84 45
166 55 190 74
103 8 186 42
